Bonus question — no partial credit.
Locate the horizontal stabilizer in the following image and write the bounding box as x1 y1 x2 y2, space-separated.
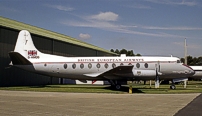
9 52 32 65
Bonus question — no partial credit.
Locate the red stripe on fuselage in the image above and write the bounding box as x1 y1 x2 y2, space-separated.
32 61 177 64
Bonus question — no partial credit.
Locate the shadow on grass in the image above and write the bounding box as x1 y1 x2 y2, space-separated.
28 85 49 88
103 86 144 93
27 85 144 93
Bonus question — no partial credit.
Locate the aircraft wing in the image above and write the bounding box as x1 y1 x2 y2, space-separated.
83 73 103 77
84 65 134 80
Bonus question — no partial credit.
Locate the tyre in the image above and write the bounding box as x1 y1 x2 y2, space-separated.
115 84 121 90
170 85 176 89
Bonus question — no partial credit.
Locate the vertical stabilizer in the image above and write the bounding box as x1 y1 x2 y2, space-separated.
14 30 40 59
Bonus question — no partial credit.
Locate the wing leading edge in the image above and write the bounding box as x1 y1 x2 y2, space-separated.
84 65 134 80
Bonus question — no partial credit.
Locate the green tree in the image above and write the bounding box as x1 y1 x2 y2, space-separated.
127 50 135 56
110 48 141 56
187 56 193 65
192 57 198 65
180 58 185 63
181 56 202 65
197 57 202 65
136 53 141 56
110 49 114 53
115 49 120 54
120 49 127 55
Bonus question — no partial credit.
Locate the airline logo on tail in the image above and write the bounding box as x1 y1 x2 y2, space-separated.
28 50 39 59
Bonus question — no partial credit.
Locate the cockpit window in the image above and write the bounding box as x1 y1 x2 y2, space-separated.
177 60 181 63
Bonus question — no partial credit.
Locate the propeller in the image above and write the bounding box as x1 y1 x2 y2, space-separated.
155 61 160 88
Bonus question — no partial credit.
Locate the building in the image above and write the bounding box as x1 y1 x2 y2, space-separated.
0 16 116 86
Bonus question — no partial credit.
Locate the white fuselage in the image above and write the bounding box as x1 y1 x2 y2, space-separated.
17 53 194 81
11 30 195 82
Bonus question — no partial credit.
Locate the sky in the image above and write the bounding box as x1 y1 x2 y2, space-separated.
0 0 202 58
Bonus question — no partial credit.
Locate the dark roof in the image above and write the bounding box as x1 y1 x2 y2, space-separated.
0 16 117 55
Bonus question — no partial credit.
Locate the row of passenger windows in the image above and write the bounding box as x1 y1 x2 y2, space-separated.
61 63 149 69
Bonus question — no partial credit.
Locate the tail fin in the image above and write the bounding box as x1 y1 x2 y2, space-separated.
14 30 41 59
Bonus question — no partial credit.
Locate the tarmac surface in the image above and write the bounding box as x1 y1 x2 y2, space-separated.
0 90 201 116
175 93 202 116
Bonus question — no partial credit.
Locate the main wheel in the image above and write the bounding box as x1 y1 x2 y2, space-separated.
115 84 121 90
170 85 176 89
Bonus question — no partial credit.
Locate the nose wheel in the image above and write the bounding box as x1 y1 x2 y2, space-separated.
170 84 176 89
169 79 177 89
115 84 121 90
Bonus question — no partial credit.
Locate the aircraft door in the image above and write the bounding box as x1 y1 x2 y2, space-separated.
51 65 60 74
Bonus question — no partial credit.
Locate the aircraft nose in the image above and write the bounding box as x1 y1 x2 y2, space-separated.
188 69 195 75
183 64 195 75
190 69 195 75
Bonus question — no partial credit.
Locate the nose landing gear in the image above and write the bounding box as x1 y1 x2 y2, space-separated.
170 84 176 89
170 80 176 89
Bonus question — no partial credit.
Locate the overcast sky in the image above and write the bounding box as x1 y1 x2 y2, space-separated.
1 0 202 58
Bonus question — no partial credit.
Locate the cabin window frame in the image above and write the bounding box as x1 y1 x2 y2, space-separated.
112 63 116 68
64 63 67 69
97 63 101 68
144 63 148 68
80 63 84 69
104 63 109 69
136 63 140 68
88 63 92 69
72 63 76 69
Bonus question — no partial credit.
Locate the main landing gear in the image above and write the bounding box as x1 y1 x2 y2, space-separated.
109 80 122 90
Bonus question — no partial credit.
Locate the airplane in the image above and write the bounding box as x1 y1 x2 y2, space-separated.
8 30 195 90
189 66 202 80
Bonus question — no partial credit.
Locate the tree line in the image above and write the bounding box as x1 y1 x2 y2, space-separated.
110 49 202 66
181 56 202 66
110 49 141 56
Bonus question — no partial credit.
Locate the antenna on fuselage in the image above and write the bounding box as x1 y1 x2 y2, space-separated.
120 54 126 57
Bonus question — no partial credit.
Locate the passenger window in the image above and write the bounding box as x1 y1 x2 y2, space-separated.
88 63 92 69
112 63 116 68
136 63 140 68
97 63 101 68
80 63 84 69
64 63 67 69
144 63 148 68
72 63 76 69
105 63 108 69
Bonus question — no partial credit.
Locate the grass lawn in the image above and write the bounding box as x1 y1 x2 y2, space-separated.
0 81 202 94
